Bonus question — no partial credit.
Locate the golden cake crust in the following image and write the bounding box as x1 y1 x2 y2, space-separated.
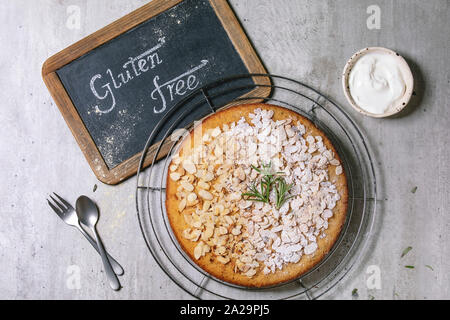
165 103 348 287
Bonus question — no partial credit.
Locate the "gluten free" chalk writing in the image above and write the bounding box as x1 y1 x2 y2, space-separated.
89 37 209 114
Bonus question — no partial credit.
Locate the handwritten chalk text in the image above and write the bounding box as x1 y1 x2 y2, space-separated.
89 37 207 115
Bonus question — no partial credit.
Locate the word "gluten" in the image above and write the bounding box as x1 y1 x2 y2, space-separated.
89 37 208 114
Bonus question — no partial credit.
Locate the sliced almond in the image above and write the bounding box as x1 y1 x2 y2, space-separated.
216 256 230 264
224 215 234 226
214 145 223 158
201 225 214 240
198 189 213 201
231 227 241 236
182 228 201 241
187 174 197 184
169 172 181 181
194 242 203 260
202 133 211 143
202 171 214 182
172 155 181 165
235 167 246 181
201 243 210 255
180 181 194 192
198 180 210 190
182 228 192 240
240 255 252 264
218 226 228 235
182 158 196 174
228 192 241 201
178 199 187 212
187 192 197 202
214 204 225 215
192 220 202 229
202 201 212 211
330 159 340 166
191 230 201 241
215 246 226 255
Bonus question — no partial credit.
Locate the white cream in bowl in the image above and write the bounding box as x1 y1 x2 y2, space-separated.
349 52 406 114
343 47 414 118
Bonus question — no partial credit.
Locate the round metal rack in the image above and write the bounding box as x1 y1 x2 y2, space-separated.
135 74 377 299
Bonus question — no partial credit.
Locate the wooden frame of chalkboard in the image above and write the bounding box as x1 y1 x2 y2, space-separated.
42 0 270 185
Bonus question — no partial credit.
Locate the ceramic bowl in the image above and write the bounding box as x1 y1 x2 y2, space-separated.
342 47 414 118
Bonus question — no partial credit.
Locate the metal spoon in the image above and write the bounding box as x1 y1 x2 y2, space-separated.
76 195 120 291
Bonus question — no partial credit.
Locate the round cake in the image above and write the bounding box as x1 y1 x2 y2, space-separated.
165 103 348 287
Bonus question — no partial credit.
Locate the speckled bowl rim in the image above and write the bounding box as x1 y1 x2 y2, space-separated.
342 47 414 118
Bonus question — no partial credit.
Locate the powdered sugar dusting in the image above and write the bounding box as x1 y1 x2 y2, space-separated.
225 108 342 274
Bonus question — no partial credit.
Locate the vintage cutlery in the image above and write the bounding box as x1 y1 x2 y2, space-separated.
47 193 124 276
76 195 121 291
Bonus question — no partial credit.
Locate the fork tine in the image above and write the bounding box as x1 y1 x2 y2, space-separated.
53 192 72 209
49 195 67 211
47 199 62 214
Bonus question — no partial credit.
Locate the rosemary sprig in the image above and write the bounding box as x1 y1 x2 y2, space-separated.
242 181 270 203
274 177 294 210
242 162 280 203
242 162 294 209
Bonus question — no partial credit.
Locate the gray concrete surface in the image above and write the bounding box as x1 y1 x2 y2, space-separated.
0 0 449 300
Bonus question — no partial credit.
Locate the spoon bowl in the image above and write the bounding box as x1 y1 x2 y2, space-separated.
76 195 99 228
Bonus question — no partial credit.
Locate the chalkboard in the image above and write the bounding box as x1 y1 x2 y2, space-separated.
42 0 270 184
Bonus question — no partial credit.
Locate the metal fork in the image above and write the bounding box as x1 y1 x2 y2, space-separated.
47 192 124 276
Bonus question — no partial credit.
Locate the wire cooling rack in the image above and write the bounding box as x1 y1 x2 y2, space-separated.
135 74 377 299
